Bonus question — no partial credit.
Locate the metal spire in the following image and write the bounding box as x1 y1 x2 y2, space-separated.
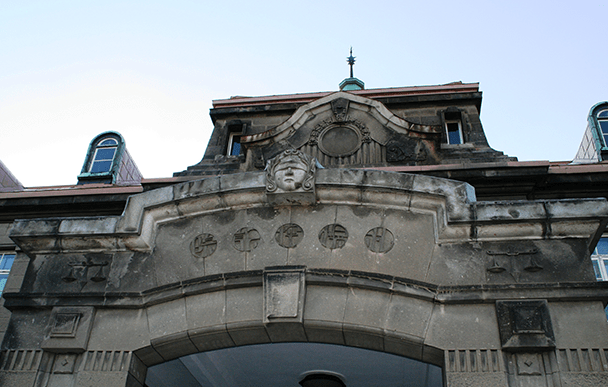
347 47 356 78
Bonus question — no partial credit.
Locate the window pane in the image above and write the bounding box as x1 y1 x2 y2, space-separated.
98 139 118 146
0 276 7 294
0 254 15 271
597 239 608 255
598 110 608 118
447 123 462 144
593 259 602 280
599 120 608 135
603 260 608 281
90 160 113 173
231 140 241 156
94 148 116 161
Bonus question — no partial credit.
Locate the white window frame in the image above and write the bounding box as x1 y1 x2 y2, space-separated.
445 119 463 145
597 110 608 147
89 137 118 173
592 252 608 281
0 252 16 295
227 132 243 156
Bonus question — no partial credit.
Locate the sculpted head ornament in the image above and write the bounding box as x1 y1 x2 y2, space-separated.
266 149 316 193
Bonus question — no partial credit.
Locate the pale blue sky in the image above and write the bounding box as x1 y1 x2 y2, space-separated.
1 1 606 186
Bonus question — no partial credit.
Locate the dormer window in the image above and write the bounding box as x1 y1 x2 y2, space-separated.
78 131 142 185
444 111 463 145
597 110 608 146
90 138 118 173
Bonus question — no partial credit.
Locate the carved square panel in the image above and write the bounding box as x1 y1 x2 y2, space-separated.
496 300 555 352
50 313 81 338
42 306 95 353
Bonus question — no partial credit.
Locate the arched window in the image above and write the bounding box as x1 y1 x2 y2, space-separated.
89 137 118 173
598 110 608 146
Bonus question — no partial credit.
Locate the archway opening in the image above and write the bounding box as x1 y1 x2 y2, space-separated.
145 342 443 387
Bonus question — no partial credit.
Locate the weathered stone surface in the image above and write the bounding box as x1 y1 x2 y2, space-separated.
146 299 188 342
549 301 608 348
185 291 226 331
87 309 150 351
188 325 235 353
425 304 501 350
303 285 348 324
2 310 50 350
445 373 509 387
385 294 434 339
4 162 608 386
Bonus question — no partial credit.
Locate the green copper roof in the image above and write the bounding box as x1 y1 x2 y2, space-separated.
339 77 364 91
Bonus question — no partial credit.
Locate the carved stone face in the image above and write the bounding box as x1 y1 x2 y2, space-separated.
274 159 307 191
266 149 316 194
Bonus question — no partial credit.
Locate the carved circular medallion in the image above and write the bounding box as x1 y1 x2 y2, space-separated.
318 125 361 157
190 233 218 258
319 224 348 250
275 223 304 248
364 227 394 253
233 227 261 252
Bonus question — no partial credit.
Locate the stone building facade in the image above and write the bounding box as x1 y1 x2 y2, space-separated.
1 82 608 386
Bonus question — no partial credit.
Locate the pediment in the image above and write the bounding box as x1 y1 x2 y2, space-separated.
242 92 442 166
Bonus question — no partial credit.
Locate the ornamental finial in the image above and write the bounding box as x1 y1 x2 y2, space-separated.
347 47 356 78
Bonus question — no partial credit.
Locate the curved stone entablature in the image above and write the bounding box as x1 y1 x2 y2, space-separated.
241 92 443 167
241 92 437 145
9 169 608 294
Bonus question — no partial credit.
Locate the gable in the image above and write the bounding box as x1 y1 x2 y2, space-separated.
242 92 442 167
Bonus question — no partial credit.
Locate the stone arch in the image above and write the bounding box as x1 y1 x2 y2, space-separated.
131 268 445 384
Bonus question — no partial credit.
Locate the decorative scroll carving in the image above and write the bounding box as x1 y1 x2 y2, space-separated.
331 98 349 121
233 227 261 252
275 224 304 248
318 224 348 250
190 233 217 259
386 139 428 163
364 227 394 253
